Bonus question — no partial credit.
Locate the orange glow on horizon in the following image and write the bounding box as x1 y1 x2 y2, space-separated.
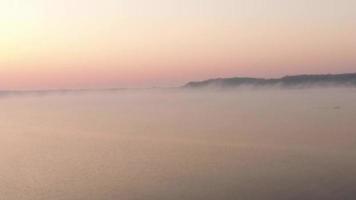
0 0 355 89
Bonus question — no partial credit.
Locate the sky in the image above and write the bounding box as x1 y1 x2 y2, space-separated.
0 0 355 90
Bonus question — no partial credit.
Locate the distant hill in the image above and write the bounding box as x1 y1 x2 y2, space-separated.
184 73 356 89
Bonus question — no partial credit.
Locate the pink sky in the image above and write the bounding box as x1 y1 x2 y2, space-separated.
0 0 355 90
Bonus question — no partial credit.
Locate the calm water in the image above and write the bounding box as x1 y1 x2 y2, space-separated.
1 88 356 199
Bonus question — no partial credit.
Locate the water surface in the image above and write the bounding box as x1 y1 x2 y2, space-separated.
1 88 356 199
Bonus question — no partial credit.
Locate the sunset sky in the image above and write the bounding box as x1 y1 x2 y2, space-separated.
0 0 355 90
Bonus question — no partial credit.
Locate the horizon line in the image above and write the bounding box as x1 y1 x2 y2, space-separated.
1 71 355 93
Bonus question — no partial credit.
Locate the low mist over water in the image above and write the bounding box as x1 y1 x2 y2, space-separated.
1 88 356 200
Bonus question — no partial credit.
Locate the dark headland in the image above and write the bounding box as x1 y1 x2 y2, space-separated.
184 73 356 89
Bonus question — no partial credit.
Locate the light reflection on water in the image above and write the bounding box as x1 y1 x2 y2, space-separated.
0 88 356 200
